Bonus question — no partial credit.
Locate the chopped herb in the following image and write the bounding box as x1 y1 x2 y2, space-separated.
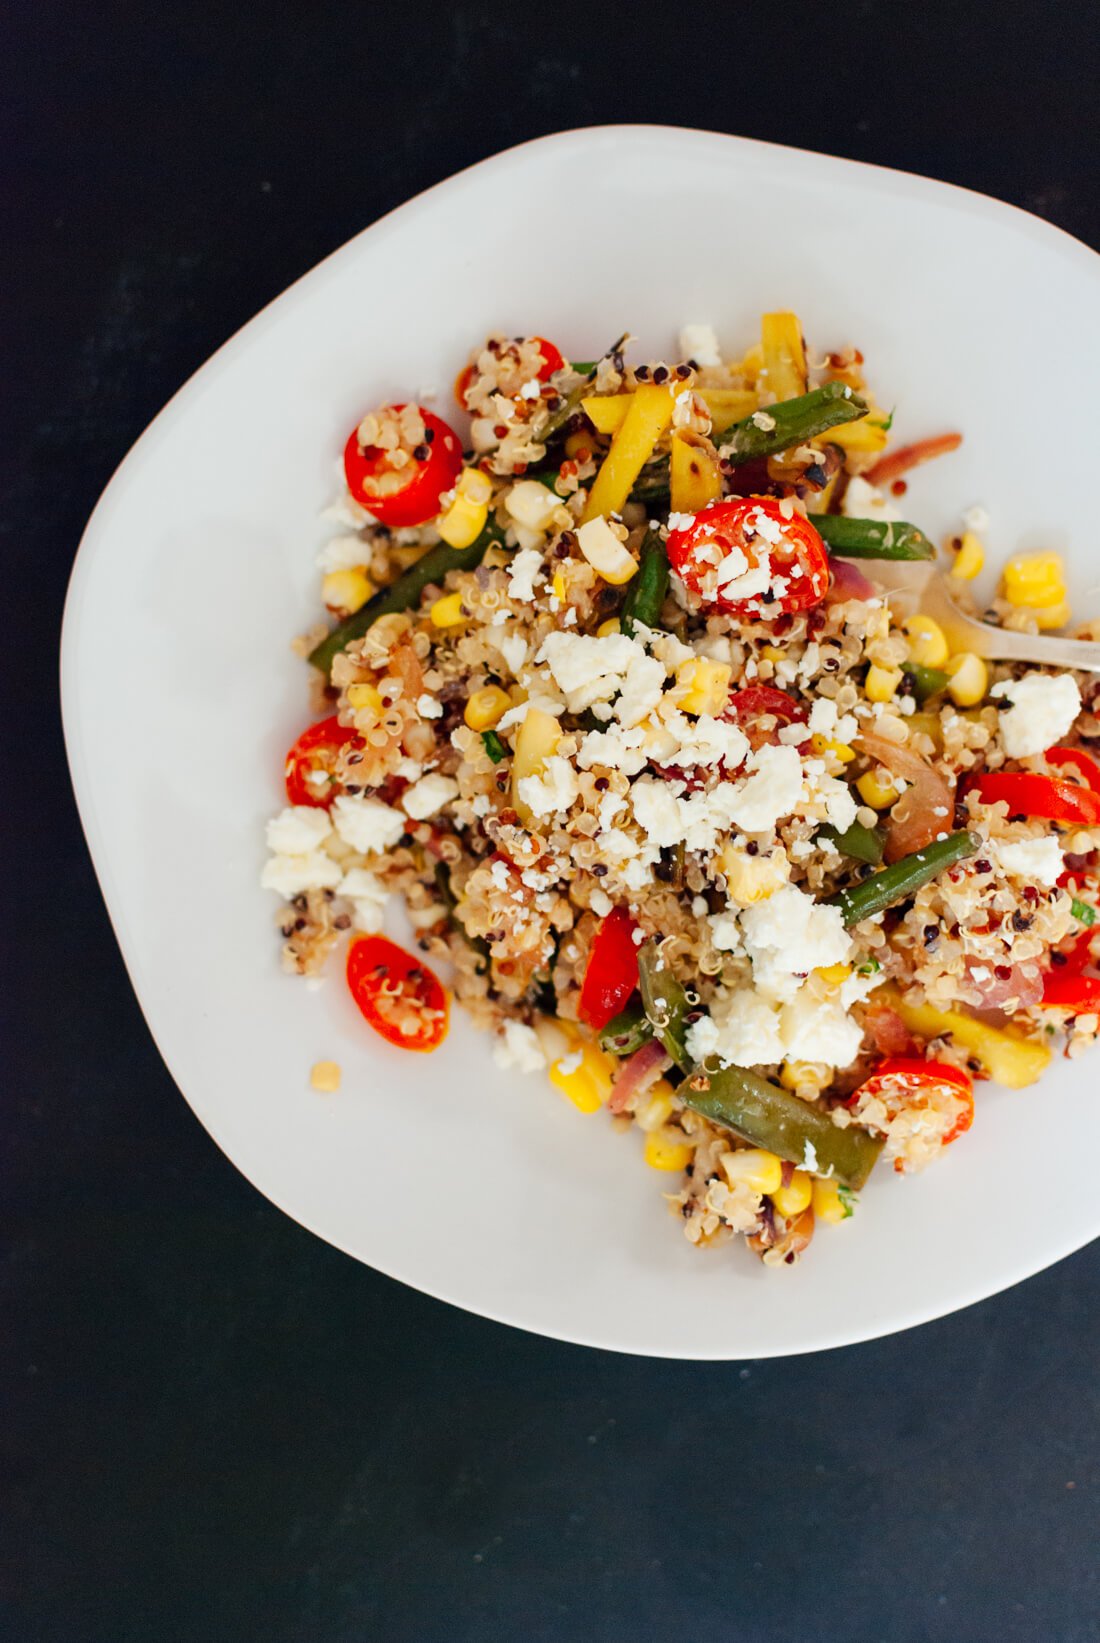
837 1185 858 1218
1071 898 1096 926
481 730 507 763
857 958 882 976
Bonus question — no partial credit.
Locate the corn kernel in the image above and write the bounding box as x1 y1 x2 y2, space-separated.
430 592 467 628
551 569 567 602
464 685 511 732
576 515 638 585
760 644 786 662
779 1060 828 1093
309 1060 341 1094
810 733 856 763
771 1170 812 1217
951 531 984 580
322 568 373 614
676 657 733 716
1033 598 1072 630
1003 551 1066 608
720 1148 783 1195
945 651 988 707
815 963 852 986
564 431 591 459
644 1127 695 1172
813 1177 853 1224
548 1042 613 1114
506 478 562 534
346 681 384 716
633 1079 676 1132
597 618 621 637
856 769 899 809
864 663 903 703
903 614 950 669
437 468 493 548
719 844 789 905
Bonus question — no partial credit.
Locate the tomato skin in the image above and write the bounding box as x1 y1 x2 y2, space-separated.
578 908 640 1031
346 935 449 1052
285 716 362 808
724 685 807 750
531 337 565 378
343 406 463 527
848 1057 974 1145
665 497 829 617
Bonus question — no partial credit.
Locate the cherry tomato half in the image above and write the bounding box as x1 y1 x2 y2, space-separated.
454 338 565 409
724 685 807 750
666 497 829 617
848 1057 974 1146
346 935 449 1053
343 405 462 528
578 907 639 1031
285 716 363 808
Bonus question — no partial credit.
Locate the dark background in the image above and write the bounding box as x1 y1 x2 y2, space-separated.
4 2 1099 1639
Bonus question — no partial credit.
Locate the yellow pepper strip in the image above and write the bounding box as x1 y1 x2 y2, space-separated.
695 387 758 424
882 986 1051 1089
669 436 722 513
582 385 675 523
511 707 561 825
761 311 808 402
581 393 632 435
824 415 891 454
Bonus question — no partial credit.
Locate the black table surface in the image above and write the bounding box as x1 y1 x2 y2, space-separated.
5 3 1099 1639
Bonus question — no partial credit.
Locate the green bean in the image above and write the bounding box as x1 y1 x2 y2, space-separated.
308 521 504 675
715 383 868 463
826 829 981 927
902 662 950 702
600 1000 654 1058
637 943 695 1073
817 820 885 865
531 334 627 447
620 528 670 635
812 514 935 561
680 1065 883 1190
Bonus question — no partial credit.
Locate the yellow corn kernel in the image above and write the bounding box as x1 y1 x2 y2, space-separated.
582 383 676 523
669 435 722 513
945 651 988 708
720 1148 783 1195
676 657 732 716
779 1060 828 1093
463 685 511 732
322 567 374 615
761 311 808 401
1033 598 1072 630
597 617 621 637
719 844 789 905
309 1060 341 1094
564 430 592 459
951 531 985 580
903 614 950 669
346 681 384 716
864 663 903 703
812 1177 852 1225
1003 551 1066 608
576 515 638 585
856 769 899 809
549 1049 603 1114
771 1170 813 1218
815 963 852 987
511 707 562 824
810 733 856 763
436 467 493 548
633 1079 676 1133
551 569 567 602
760 645 787 663
644 1127 694 1172
430 592 467 628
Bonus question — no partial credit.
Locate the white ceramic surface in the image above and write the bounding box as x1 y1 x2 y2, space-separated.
62 126 1100 1358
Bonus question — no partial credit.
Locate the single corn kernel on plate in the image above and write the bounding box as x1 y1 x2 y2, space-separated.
63 126 1100 1359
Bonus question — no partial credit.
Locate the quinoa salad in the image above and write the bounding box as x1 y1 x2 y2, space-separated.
262 314 1100 1268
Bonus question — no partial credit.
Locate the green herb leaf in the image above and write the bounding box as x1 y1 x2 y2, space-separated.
1071 898 1096 926
837 1185 858 1218
857 958 882 976
481 730 507 764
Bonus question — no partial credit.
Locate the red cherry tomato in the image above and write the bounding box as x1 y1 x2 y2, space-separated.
724 685 807 750
343 405 462 528
578 907 640 1031
531 337 565 378
346 935 449 1053
666 497 829 617
847 1057 974 1145
962 771 1100 828
285 716 363 808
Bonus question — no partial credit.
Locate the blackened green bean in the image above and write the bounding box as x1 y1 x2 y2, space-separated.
620 529 670 635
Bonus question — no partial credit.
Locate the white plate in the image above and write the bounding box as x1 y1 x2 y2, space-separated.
62 126 1100 1358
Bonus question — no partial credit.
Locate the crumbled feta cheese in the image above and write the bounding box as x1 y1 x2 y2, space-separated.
962 504 989 534
517 755 580 819
700 989 786 1068
842 474 900 522
316 534 369 574
678 322 721 367
994 836 1065 886
338 866 389 932
630 778 682 848
807 698 856 742
266 806 333 855
537 630 643 713
331 795 406 854
416 694 443 719
597 790 627 830
575 723 649 776
723 744 803 833
662 711 749 770
499 633 528 675
750 410 776 432
780 993 863 1068
777 722 811 745
805 769 859 833
393 757 424 782
990 673 1081 758
709 911 742 952
401 773 460 820
741 885 852 1003
803 1140 819 1172
261 851 343 897
518 377 542 401
507 547 544 602
614 650 666 728
493 1020 546 1073
684 1013 721 1063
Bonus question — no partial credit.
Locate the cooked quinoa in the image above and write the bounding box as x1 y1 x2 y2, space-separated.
262 315 1100 1269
